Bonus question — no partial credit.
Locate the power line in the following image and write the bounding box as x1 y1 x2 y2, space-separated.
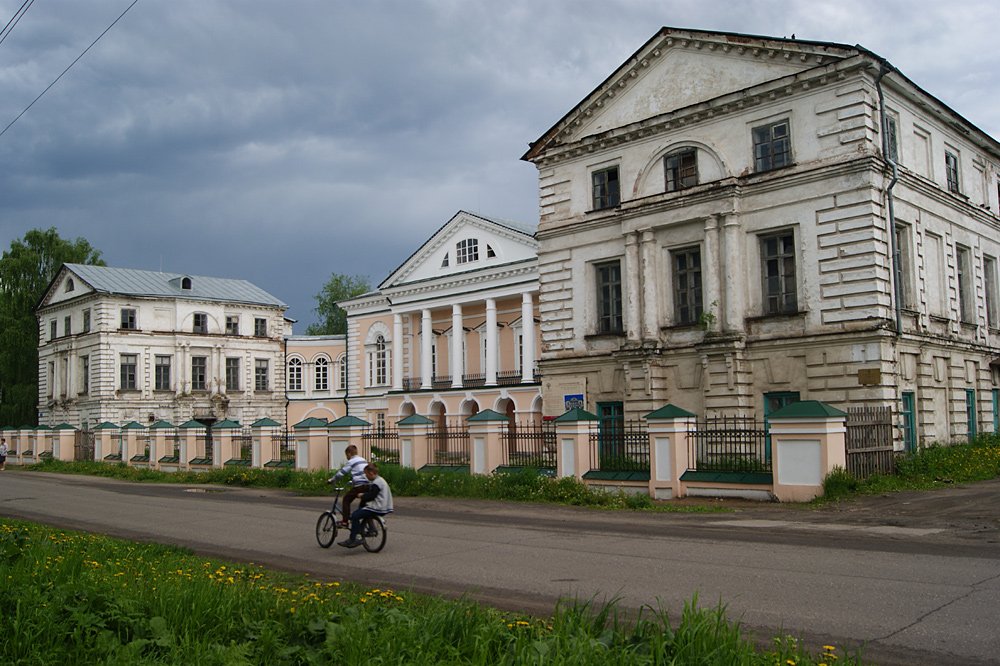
0 0 35 46
0 0 141 141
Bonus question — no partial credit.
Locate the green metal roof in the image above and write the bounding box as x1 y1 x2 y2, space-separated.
645 404 696 420
54 423 77 430
211 419 242 430
397 414 435 426
149 420 176 430
94 422 120 430
467 409 509 422
769 400 847 419
328 415 370 428
121 421 145 430
554 407 599 422
34 424 52 431
178 420 206 429
293 417 329 429
251 417 281 427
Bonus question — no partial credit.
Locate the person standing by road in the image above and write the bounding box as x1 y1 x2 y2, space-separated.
0 438 7 471
327 445 369 527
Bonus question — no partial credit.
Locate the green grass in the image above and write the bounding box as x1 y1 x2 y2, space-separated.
0 518 860 665
21 459 728 513
822 434 1000 501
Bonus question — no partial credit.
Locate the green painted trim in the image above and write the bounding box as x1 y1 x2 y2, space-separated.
188 457 213 465
328 415 370 428
417 465 470 474
157 456 180 464
224 458 252 467
680 470 773 484
467 409 509 422
768 400 846 419
264 460 294 468
554 407 599 422
103 453 122 461
582 470 650 481
645 404 696 420
397 414 435 426
129 455 150 463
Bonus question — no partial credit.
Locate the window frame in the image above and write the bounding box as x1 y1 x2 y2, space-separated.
595 259 624 335
986 255 999 328
154 355 172 391
82 309 91 333
81 355 90 395
664 148 698 192
760 230 798 316
885 114 900 163
591 165 621 210
315 356 329 391
287 357 303 391
49 320 57 341
956 244 974 323
193 312 208 334
254 317 267 337
945 150 961 194
254 358 269 391
63 315 72 337
672 246 703 325
456 239 479 265
225 315 240 336
120 354 138 391
752 119 792 173
225 357 241 391
894 224 915 309
120 308 137 330
191 356 207 392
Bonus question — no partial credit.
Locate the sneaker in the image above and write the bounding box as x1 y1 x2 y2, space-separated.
337 538 362 548
337 521 349 528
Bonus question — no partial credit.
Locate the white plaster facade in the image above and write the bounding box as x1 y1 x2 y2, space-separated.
36 264 291 429
523 28 1000 447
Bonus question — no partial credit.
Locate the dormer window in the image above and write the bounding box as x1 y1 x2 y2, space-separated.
66 279 75 292
456 238 479 264
181 277 192 290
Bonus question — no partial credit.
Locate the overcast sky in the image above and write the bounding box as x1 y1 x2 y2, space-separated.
1 0 998 330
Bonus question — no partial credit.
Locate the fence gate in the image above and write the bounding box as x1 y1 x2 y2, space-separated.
845 406 896 479
74 430 95 461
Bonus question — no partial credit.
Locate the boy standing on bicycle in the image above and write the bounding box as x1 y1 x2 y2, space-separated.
339 463 393 548
328 445 369 528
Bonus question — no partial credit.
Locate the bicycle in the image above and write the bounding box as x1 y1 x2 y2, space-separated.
315 485 388 553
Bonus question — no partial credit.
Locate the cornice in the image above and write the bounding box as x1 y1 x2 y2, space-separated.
532 54 870 169
385 263 538 302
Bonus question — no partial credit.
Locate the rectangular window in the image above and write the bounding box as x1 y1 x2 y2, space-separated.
81 356 90 394
885 115 899 163
254 317 267 337
225 357 240 391
47 361 54 396
64 316 71 337
120 308 137 330
672 247 703 325
957 245 973 323
82 309 91 333
894 224 914 308
255 359 269 391
225 315 239 335
761 231 798 315
120 354 137 390
193 313 208 334
665 149 698 192
595 260 623 335
154 355 171 391
191 356 207 391
985 256 999 327
591 166 620 210
945 150 960 194
966 389 978 441
50 320 57 341
753 119 791 172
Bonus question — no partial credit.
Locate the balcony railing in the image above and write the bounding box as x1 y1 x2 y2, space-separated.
396 370 533 391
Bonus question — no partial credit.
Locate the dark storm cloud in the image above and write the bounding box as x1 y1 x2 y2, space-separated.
1 0 998 328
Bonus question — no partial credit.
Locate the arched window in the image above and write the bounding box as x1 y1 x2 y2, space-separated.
315 356 329 391
367 335 389 386
181 277 192 290
288 357 303 391
338 354 347 390
66 279 75 292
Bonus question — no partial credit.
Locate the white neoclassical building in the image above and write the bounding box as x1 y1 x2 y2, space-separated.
36 264 291 429
523 27 1000 448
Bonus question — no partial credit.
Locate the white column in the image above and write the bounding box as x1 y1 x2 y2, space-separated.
625 232 641 341
521 292 536 382
703 216 721 333
392 314 403 391
421 309 433 389
485 298 498 386
640 229 658 340
722 214 744 332
451 304 464 388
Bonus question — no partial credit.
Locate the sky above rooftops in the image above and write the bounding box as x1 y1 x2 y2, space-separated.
1 0 997 330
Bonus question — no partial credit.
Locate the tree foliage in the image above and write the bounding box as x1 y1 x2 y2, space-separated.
0 228 105 426
305 273 371 335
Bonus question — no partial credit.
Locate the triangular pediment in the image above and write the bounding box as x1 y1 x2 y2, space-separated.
379 211 537 290
525 28 859 159
37 265 96 310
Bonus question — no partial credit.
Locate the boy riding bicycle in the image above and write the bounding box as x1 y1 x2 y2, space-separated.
328 445 369 527
338 463 393 548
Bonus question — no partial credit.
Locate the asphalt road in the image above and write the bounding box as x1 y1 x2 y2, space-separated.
1 471 998 666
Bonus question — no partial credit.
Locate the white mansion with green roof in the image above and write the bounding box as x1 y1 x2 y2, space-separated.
36 264 291 429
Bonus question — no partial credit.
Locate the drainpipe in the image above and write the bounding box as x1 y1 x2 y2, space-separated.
875 64 903 335
341 325 351 419
282 335 290 428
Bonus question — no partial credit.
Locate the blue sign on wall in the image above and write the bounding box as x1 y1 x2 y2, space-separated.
564 394 584 411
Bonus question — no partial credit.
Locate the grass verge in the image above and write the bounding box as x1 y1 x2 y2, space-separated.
0 518 859 665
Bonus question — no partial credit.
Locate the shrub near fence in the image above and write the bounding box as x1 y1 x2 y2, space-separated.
360 425 401 465
688 417 770 474
500 421 556 470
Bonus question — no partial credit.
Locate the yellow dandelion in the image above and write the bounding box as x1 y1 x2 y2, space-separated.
822 645 836 652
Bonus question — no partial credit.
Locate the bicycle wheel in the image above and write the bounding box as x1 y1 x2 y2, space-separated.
315 511 337 548
361 515 387 553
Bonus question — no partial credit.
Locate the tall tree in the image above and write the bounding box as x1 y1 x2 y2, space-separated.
305 273 371 335
0 228 104 426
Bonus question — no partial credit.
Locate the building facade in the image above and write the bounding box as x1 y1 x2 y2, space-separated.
36 264 291 429
523 28 1000 447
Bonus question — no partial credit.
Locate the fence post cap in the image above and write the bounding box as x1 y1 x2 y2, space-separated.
211 419 243 430
645 404 696 420
554 407 599 422
293 417 330 429
328 415 370 428
54 423 78 430
769 400 847 419
121 421 146 430
148 420 177 430
251 417 281 427
397 414 435 426
467 409 509 422
178 420 207 429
